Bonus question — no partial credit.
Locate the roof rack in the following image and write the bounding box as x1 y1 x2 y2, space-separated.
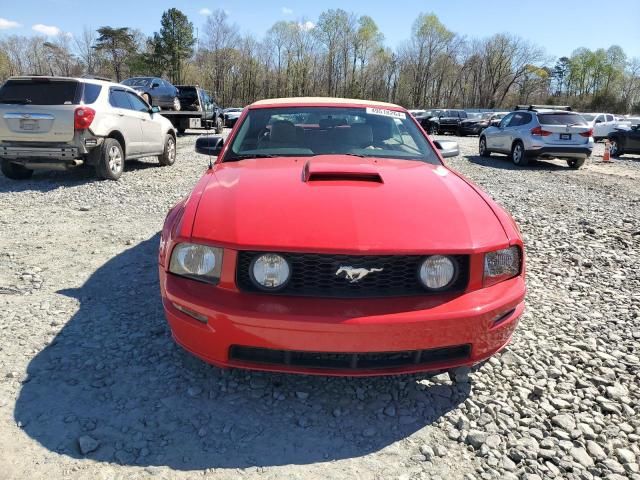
81 74 113 82
515 104 572 112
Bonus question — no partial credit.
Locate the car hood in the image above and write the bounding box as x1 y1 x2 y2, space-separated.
191 156 508 253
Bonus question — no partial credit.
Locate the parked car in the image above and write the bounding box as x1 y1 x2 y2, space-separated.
223 107 243 127
121 77 180 111
159 97 526 378
419 109 468 135
408 109 426 117
580 113 618 141
608 123 640 157
415 109 445 134
479 105 593 168
171 85 224 134
458 112 508 136
0 76 177 180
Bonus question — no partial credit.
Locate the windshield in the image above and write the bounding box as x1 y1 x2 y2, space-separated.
581 114 595 121
224 106 440 164
122 78 151 87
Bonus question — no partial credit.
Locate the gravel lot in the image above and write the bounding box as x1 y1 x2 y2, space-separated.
1 131 639 480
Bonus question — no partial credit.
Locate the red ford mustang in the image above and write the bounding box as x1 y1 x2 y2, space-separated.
159 97 526 377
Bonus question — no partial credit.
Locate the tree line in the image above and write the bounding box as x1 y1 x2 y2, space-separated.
1 8 639 113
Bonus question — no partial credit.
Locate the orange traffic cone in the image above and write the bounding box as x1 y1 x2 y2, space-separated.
603 140 611 162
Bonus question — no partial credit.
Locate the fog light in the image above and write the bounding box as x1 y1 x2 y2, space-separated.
251 254 290 290
419 255 457 290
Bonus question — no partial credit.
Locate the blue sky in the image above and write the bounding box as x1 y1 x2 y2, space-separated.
1 0 639 60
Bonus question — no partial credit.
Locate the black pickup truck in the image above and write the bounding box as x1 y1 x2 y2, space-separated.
160 86 224 134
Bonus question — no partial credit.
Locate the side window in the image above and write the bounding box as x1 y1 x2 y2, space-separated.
126 92 151 113
595 115 605 124
511 112 531 127
109 89 132 109
82 83 102 104
606 114 614 122
500 113 515 128
459 111 468 119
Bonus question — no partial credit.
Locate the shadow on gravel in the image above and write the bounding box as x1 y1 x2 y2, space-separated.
15 235 469 470
465 154 572 171
0 160 163 193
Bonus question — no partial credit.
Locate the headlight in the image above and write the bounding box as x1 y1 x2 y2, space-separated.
169 243 223 284
251 253 290 290
419 255 457 290
484 246 521 287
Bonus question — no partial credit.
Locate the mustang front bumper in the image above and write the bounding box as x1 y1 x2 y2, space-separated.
160 268 525 376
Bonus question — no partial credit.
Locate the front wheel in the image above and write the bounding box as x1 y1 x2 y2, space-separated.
96 138 124 180
567 158 586 169
172 97 181 111
215 116 224 134
609 139 622 157
479 137 491 157
511 141 529 166
158 134 176 166
1 160 33 180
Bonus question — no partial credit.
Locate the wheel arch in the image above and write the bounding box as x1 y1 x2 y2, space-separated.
106 130 126 158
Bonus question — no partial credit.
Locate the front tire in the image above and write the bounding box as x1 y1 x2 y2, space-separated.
609 139 622 157
96 138 124 181
158 134 176 166
511 141 528 166
215 116 224 134
172 97 181 111
1 160 33 180
479 137 491 157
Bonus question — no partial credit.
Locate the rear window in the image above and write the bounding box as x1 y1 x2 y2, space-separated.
177 87 197 99
0 79 79 105
582 114 595 121
537 113 587 126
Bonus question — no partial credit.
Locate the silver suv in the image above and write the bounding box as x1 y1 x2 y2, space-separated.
479 105 594 168
0 76 177 180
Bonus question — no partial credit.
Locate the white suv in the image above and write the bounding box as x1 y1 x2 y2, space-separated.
479 106 594 169
0 76 177 180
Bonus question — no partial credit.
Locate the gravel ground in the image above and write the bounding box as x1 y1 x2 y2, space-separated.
1 131 639 480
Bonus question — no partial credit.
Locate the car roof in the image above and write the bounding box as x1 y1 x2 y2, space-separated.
7 75 118 87
249 97 404 110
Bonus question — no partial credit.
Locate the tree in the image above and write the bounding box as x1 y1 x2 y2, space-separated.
93 26 136 81
151 8 195 84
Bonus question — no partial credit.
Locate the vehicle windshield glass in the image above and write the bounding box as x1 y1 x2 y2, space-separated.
122 78 151 87
538 113 588 125
224 106 440 164
0 79 79 105
177 87 196 98
581 114 595 121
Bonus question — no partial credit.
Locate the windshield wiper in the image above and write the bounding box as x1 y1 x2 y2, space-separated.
0 98 32 104
224 153 278 162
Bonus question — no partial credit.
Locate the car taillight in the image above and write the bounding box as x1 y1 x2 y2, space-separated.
579 129 593 138
74 107 95 130
531 126 551 136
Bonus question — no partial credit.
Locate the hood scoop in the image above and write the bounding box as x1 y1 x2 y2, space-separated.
302 160 383 183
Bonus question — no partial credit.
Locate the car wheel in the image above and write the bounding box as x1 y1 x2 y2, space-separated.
479 137 491 157
609 139 622 157
172 97 181 111
567 158 585 169
1 160 33 180
142 93 151 105
158 134 176 166
215 116 224 134
456 127 464 137
96 138 124 181
511 141 528 166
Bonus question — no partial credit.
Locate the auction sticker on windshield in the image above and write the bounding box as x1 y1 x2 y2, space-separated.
366 107 406 120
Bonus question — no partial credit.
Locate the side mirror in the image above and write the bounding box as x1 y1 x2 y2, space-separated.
595 119 603 124
433 140 459 158
151 82 160 88
150 105 161 114
195 135 224 156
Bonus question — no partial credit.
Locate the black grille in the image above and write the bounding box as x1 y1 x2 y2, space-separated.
236 251 469 298
229 345 471 371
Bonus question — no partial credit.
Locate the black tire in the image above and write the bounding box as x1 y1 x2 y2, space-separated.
1 160 33 180
95 138 124 181
609 138 622 157
479 137 491 157
158 134 176 166
456 127 464 137
215 116 224 134
510 141 528 166
567 158 586 169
